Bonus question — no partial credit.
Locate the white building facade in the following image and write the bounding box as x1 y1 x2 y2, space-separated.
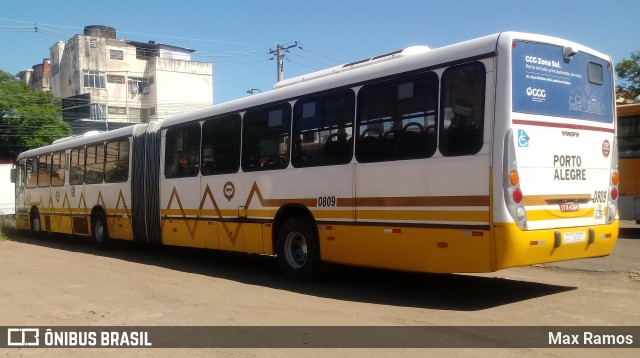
49 25 213 131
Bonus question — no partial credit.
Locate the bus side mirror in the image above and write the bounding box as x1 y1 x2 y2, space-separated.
10 168 16 183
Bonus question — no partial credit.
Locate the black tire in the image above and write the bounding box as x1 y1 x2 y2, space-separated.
92 212 110 249
30 208 42 236
276 216 320 281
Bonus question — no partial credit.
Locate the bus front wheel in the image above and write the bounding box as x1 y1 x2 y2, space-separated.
276 216 320 281
92 212 109 249
30 208 41 235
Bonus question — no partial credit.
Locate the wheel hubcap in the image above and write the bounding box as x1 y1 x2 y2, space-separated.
95 220 104 242
284 231 307 269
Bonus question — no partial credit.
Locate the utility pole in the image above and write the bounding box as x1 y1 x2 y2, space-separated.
270 42 298 82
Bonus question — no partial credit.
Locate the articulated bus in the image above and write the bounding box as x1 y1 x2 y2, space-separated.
12 32 618 280
618 102 640 223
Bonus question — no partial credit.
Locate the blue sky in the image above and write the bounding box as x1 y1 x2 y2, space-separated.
1 0 638 104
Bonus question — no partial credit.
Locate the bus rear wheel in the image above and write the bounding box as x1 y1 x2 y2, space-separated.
92 212 109 249
276 216 320 281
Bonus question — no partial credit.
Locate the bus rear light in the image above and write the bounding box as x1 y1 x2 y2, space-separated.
504 129 527 230
509 170 520 186
612 172 619 185
611 187 618 201
513 188 523 203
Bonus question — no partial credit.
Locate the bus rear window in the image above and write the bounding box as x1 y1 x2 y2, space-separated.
588 62 603 85
511 40 613 123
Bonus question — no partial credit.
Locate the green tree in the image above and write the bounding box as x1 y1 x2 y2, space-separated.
615 51 640 100
0 69 71 159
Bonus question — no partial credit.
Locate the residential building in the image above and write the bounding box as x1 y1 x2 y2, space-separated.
48 25 213 133
16 58 51 93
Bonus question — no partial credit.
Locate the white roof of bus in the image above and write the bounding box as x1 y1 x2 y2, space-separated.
16 124 140 161
160 31 610 129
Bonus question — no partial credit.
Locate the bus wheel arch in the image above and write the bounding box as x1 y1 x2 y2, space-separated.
29 206 41 234
91 206 109 249
272 205 320 281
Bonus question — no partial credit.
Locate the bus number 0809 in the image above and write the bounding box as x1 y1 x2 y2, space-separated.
318 196 336 207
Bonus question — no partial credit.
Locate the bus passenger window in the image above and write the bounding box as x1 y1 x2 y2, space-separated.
242 104 291 172
37 155 51 187
165 123 201 178
439 62 485 156
292 90 354 167
85 144 105 184
51 151 66 187
25 157 37 188
356 71 438 163
105 140 129 183
70 148 85 185
201 114 241 175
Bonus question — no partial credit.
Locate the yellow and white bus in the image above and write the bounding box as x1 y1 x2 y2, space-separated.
617 102 640 223
12 32 619 280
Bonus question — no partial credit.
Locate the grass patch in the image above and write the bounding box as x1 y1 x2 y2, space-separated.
0 215 16 241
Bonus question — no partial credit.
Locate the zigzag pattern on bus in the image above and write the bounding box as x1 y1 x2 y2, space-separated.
162 182 281 245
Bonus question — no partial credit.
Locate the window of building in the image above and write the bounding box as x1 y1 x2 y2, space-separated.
292 90 355 167
356 71 439 163
107 75 125 84
108 106 126 115
51 151 66 187
105 140 129 183
70 148 85 185
85 144 105 184
110 49 124 60
84 71 106 88
128 77 149 94
201 114 241 175
90 104 107 121
136 47 157 60
439 62 486 157
37 155 51 187
242 103 291 171
165 123 201 178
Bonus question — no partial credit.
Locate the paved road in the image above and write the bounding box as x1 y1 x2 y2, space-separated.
0 229 638 357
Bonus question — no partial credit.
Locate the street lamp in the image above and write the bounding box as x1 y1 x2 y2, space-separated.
247 88 262 94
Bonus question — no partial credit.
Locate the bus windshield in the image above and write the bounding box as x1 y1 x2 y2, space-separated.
512 40 613 123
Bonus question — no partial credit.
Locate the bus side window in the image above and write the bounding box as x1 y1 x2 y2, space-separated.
70 148 85 185
242 103 291 172
201 114 241 176
439 61 486 157
165 123 201 179
292 90 354 167
25 157 37 188
85 144 105 185
51 151 66 187
105 139 130 183
356 71 438 163
37 154 51 187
